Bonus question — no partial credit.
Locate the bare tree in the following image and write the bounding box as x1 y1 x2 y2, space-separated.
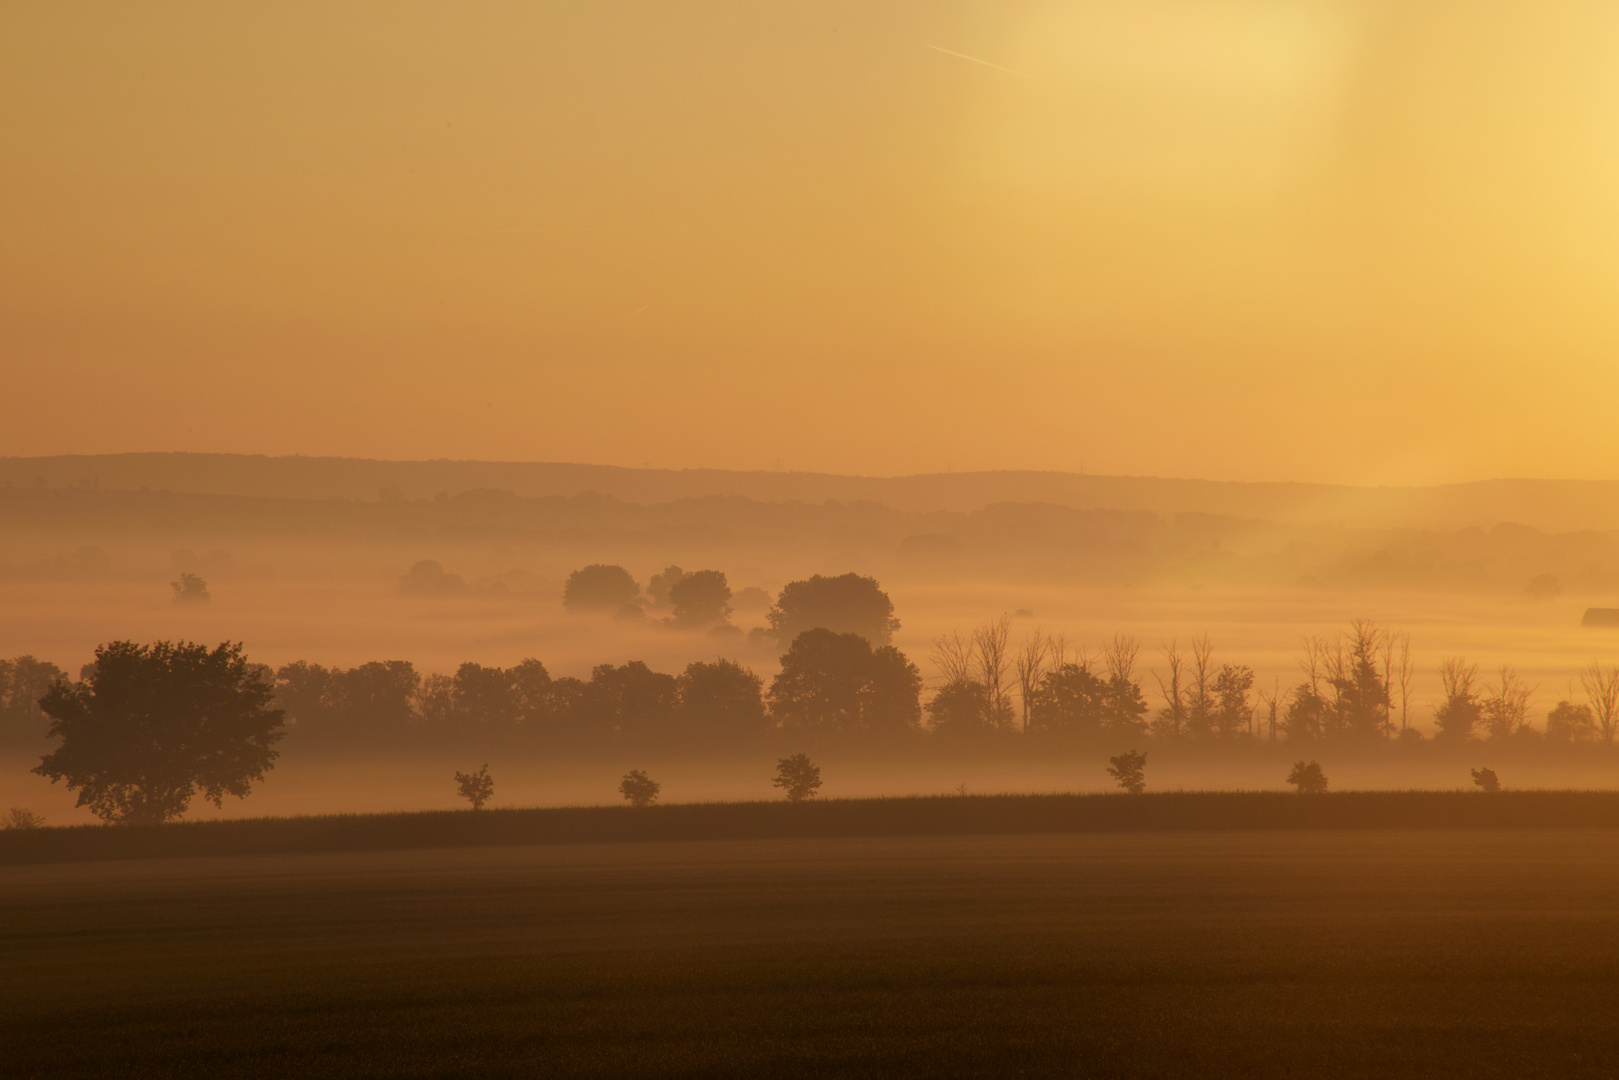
1481 666 1534 740
1299 635 1327 697
974 615 1013 726
1013 631 1050 732
1103 634 1140 684
1187 634 1215 737
1395 634 1413 734
1582 662 1619 743
1256 678 1282 743
931 630 976 688
1047 633 1073 673
1152 639 1187 739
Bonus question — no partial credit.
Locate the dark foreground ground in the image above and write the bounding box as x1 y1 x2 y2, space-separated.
7 831 1619 1078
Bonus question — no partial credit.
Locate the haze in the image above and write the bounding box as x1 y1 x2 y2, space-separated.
6 1 1619 484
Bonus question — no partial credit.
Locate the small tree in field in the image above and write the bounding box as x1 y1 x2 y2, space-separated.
454 764 494 809
773 753 822 802
1287 760 1328 794
1107 750 1148 795
619 769 660 807
4 808 46 829
1471 767 1501 793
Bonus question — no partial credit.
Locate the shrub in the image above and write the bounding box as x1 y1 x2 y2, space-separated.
773 753 822 802
619 769 660 807
3 808 45 830
1287 761 1329 794
1471 767 1501 793
1107 750 1148 795
454 765 495 810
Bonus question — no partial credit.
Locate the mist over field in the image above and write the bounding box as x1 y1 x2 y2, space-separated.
4 453 1618 823
10 4 1619 1074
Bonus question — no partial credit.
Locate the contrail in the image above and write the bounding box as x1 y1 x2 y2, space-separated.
926 44 1035 80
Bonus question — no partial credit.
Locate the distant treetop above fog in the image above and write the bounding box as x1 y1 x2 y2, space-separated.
766 573 899 647
564 564 640 612
399 560 465 595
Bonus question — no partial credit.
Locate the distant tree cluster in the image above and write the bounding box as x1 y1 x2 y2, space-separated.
928 616 1619 752
0 655 68 748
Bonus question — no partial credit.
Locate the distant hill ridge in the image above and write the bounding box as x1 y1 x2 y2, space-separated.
2 452 1617 532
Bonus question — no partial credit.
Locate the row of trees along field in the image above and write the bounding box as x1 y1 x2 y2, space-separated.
4 574 1619 754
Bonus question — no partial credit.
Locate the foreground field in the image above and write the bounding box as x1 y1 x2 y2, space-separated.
7 831 1619 1078
18 791 1619 865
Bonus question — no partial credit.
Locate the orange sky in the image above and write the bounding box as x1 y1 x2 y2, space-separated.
4 1 1618 485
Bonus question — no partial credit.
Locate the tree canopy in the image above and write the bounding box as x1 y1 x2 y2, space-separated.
766 573 899 646
563 564 640 612
668 569 732 627
767 629 921 736
34 641 285 825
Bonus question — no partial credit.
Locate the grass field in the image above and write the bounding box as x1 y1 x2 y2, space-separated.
12 790 1619 866
8 828 1619 1078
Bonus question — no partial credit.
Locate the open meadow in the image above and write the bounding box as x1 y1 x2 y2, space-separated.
7 825 1619 1078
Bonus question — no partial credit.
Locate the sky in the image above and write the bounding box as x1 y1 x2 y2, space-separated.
4 1 1619 485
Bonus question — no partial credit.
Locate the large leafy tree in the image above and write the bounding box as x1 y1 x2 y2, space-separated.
668 569 732 627
34 641 286 825
765 573 899 646
767 629 921 736
676 659 764 742
563 564 640 612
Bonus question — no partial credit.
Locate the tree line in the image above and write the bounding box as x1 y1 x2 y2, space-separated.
5 574 1619 754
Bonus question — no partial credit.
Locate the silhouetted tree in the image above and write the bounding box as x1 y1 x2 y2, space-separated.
676 659 765 742
0 656 67 748
275 660 419 745
647 565 686 607
1481 667 1533 740
1101 636 1150 737
773 753 822 801
927 679 997 737
1286 761 1328 794
867 645 925 731
510 658 553 728
33 641 285 825
1328 621 1391 739
1028 662 1109 738
973 616 1014 727
564 564 639 612
668 569 732 627
1433 658 1482 741
546 675 591 746
1283 684 1329 741
619 769 660 807
451 662 520 728
768 629 921 737
399 560 465 594
1213 663 1255 739
170 572 210 603
1182 635 1217 737
1014 631 1051 731
1545 699 1597 742
766 573 899 646
413 673 456 728
1107 750 1147 795
4 807 46 829
1581 662 1619 743
588 661 678 746
455 764 494 809
1152 639 1188 739
1471 767 1500 793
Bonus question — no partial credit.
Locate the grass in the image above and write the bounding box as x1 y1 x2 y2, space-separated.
7 830 1619 1078
10 789 1619 866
